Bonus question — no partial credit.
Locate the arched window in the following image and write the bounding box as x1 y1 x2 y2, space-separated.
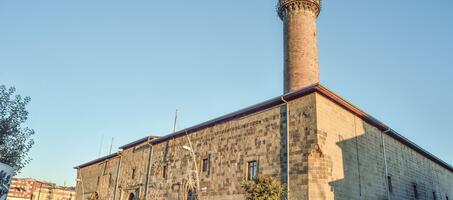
128 193 135 200
88 192 99 200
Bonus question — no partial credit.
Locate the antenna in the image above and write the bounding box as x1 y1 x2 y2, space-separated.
173 109 178 133
98 134 104 157
109 137 114 154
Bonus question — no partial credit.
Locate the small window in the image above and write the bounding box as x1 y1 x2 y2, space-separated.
163 165 168 179
247 161 258 180
131 168 136 179
413 183 419 199
433 191 437 200
108 173 113 186
96 176 100 186
387 176 393 193
202 158 210 174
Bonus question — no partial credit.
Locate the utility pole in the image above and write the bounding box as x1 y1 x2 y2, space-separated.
98 134 104 157
109 137 114 154
37 182 43 200
173 109 178 133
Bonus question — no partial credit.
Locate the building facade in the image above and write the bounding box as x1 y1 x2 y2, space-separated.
75 87 453 200
7 178 75 200
75 0 453 200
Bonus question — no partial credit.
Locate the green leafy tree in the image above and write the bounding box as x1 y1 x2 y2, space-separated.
0 85 34 172
241 175 286 200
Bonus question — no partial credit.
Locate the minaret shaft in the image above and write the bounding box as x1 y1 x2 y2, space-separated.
279 0 321 93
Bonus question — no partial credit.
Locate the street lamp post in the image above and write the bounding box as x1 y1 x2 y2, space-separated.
36 182 43 200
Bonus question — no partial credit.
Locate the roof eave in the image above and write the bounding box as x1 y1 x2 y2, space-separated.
73 152 119 169
75 84 453 172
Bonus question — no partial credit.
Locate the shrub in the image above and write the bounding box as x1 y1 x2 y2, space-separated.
241 175 286 200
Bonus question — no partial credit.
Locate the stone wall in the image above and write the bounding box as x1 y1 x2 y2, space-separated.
75 90 453 200
314 93 453 200
75 93 318 200
76 156 120 200
146 94 316 200
116 142 152 200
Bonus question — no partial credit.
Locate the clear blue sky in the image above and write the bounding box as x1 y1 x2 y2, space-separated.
1 0 452 186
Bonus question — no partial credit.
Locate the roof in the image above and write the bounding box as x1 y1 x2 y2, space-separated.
74 152 119 169
75 84 453 172
74 136 159 169
11 178 57 187
119 136 159 150
145 85 319 145
314 85 453 172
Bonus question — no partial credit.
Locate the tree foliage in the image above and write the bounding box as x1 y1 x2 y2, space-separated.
241 175 286 200
0 85 34 172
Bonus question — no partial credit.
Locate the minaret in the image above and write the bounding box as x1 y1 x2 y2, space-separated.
278 0 321 93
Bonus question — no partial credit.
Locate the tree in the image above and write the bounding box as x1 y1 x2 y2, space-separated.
241 175 286 200
0 85 34 173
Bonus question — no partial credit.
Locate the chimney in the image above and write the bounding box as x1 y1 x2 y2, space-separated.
278 0 321 93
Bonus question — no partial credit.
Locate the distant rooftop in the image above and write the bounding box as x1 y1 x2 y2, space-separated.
12 178 75 189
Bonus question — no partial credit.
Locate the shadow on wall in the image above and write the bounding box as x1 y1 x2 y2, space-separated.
327 122 387 200
327 122 450 200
